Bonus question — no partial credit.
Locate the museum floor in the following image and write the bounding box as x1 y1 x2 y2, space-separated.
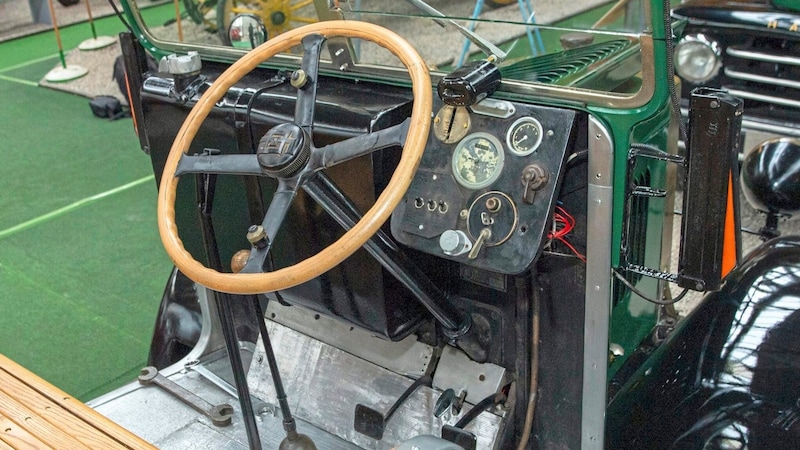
0 4 175 401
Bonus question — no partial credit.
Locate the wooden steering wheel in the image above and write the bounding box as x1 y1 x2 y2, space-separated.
158 21 432 295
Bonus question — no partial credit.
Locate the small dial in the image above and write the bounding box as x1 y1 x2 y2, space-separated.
507 116 543 156
452 132 505 190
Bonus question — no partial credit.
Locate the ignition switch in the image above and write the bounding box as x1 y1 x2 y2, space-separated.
521 164 549 204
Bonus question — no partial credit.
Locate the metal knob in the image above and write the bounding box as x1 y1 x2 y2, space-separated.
439 230 473 256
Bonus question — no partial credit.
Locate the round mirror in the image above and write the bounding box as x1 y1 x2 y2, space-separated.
228 14 267 49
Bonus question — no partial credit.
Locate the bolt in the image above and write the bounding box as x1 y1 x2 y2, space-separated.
290 69 307 88
247 225 269 249
485 196 501 213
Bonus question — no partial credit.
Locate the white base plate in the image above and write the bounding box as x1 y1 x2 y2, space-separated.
44 65 89 82
78 35 116 51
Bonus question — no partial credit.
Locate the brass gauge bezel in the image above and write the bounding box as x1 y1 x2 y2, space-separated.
506 116 544 156
433 105 471 144
451 132 505 190
466 191 518 247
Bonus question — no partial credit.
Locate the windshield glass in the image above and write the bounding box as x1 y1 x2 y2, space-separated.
128 0 651 97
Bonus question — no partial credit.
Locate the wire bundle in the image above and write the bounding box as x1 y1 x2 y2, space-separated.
547 206 586 262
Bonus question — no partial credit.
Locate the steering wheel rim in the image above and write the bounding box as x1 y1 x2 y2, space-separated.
158 20 432 295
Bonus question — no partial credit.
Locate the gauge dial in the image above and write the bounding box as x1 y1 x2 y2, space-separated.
452 132 505 190
506 116 543 156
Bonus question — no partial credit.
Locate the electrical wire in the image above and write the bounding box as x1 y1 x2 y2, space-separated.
245 74 288 152
517 295 540 450
612 268 690 305
106 0 135 35
664 0 688 144
547 206 586 262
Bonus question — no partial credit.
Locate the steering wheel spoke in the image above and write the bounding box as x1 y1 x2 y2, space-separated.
313 119 411 170
261 180 299 243
293 34 325 130
240 180 297 273
176 153 264 176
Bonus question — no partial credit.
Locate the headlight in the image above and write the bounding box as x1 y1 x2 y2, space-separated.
674 34 721 83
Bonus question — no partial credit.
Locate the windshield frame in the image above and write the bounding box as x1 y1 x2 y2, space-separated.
121 0 658 109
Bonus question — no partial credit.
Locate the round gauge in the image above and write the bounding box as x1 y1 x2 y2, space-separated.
452 132 505 190
506 116 543 156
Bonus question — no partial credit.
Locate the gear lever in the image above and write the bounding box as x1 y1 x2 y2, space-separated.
252 297 317 450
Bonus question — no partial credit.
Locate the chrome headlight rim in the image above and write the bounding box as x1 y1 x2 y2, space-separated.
674 33 722 83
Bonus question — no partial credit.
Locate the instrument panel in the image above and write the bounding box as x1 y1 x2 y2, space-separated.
391 98 577 275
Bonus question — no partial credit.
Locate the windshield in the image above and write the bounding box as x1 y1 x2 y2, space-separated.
127 0 652 98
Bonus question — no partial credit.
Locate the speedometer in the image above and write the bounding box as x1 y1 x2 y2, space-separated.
506 116 543 156
452 132 505 190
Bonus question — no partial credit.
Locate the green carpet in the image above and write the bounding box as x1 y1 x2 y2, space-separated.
0 7 173 401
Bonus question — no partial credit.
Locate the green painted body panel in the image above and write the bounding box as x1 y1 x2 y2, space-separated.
772 0 800 12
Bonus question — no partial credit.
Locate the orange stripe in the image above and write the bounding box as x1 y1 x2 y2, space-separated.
124 73 139 135
721 173 737 277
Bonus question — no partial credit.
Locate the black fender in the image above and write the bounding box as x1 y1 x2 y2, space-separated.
607 236 800 449
147 267 267 369
147 267 202 369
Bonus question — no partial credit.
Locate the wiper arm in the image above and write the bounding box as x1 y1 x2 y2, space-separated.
403 0 507 63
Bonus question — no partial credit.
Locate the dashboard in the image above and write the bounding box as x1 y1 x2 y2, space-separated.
391 98 577 275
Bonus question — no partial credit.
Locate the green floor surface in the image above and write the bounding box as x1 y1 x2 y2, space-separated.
0 63 171 399
0 80 157 230
0 183 168 401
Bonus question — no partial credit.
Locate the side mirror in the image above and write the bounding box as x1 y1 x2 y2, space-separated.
228 15 267 49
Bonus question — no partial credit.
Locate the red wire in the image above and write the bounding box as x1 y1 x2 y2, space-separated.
548 206 586 262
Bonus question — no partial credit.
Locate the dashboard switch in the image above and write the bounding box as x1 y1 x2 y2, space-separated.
468 228 492 260
439 230 473 256
521 164 549 204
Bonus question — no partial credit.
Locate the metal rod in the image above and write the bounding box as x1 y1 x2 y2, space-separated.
252 298 298 431
196 174 262 449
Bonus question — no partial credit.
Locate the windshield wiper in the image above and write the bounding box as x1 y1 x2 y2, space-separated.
403 0 507 63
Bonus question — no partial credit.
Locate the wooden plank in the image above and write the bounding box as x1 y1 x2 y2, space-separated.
0 367 123 449
0 354 155 450
0 413 53 450
0 378 96 449
0 384 90 449
0 432 16 450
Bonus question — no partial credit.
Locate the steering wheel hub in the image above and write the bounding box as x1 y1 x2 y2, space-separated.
257 123 309 177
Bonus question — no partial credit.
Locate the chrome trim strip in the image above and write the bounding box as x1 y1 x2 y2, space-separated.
741 118 800 137
582 116 614 449
727 47 800 67
681 106 800 137
724 88 800 109
724 67 800 90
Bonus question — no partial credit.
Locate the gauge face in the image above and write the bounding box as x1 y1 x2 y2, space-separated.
452 132 505 190
506 116 543 156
